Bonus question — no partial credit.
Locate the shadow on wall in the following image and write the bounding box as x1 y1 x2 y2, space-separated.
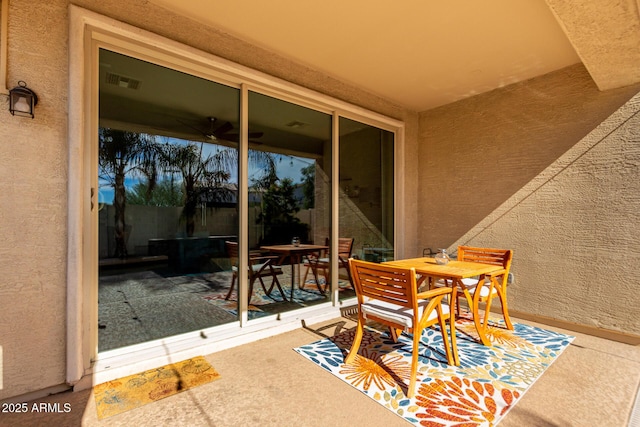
451 90 640 335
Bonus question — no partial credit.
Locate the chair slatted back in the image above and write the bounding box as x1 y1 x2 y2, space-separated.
338 237 354 259
319 237 353 258
458 246 512 270
225 241 239 265
458 246 513 286
349 259 416 309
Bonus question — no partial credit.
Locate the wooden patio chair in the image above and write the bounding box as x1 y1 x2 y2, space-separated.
302 237 354 292
437 246 514 331
224 241 287 304
345 259 458 398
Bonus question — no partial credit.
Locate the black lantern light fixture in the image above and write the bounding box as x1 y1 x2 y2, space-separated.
9 81 38 118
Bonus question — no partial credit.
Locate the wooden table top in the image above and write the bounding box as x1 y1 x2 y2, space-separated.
382 257 503 279
260 244 328 254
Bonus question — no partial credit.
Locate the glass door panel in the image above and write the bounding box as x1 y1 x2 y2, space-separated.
97 49 240 351
339 117 394 298
247 91 332 317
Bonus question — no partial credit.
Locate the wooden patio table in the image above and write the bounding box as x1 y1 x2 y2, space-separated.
382 257 503 346
260 244 329 300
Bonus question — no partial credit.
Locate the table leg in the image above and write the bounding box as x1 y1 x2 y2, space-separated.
464 276 492 347
499 286 514 330
450 289 459 366
297 250 325 294
309 252 327 294
290 255 297 301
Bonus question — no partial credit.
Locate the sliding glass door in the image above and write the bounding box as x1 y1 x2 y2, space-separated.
97 49 241 351
339 117 395 284
95 48 395 353
247 91 333 317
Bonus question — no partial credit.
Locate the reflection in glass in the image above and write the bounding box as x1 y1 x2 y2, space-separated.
339 117 395 275
97 49 240 351
247 91 333 315
95 49 394 352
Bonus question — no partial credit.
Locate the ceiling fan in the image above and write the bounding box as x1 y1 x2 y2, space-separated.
178 116 263 143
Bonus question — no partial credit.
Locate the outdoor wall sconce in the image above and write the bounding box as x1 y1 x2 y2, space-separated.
9 81 38 118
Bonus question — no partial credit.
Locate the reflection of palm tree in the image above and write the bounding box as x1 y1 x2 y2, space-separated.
98 128 158 258
157 141 277 237
158 142 229 237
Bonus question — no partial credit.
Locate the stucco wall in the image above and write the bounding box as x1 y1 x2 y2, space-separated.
0 0 418 400
455 92 640 334
0 0 70 402
419 65 640 334
419 64 640 252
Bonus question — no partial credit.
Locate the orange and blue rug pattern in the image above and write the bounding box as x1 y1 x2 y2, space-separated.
94 356 220 419
294 318 573 426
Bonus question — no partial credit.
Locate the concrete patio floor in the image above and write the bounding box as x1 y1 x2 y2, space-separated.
1 315 639 427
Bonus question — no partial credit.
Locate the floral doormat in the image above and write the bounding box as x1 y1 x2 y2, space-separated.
94 356 220 419
294 318 574 426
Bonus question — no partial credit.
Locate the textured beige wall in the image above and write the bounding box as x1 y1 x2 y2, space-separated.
453 92 640 335
0 0 418 400
0 0 70 401
419 64 640 251
418 65 640 334
545 0 640 91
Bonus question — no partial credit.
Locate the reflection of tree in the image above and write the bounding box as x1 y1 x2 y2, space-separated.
301 163 315 209
257 177 308 244
156 141 278 237
99 128 158 258
157 142 233 237
126 180 184 207
100 126 280 247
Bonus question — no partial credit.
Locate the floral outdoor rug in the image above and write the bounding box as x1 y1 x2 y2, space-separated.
94 356 220 419
294 318 574 426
